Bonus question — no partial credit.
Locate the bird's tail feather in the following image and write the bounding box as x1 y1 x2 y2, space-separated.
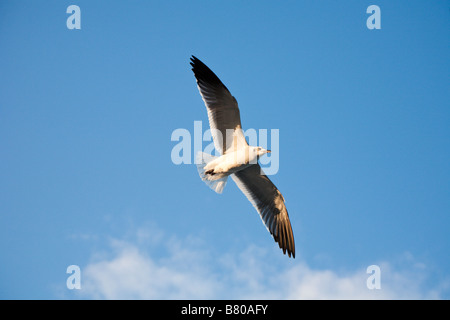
196 152 228 194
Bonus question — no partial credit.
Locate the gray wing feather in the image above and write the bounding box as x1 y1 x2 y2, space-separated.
232 164 295 258
190 56 247 154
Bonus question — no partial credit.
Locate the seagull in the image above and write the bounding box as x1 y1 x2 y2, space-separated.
190 56 295 258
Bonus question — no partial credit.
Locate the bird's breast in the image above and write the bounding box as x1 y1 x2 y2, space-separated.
214 150 256 174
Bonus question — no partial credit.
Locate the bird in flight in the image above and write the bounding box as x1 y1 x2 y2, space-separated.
190 56 295 258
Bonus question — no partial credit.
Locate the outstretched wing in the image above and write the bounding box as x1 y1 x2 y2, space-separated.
232 164 295 258
190 56 247 155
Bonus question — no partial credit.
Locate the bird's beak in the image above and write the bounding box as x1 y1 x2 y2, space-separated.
266 150 271 153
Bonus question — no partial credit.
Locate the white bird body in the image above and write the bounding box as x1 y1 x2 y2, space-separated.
202 146 268 180
190 56 295 258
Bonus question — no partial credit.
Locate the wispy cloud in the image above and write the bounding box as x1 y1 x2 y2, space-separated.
76 226 446 300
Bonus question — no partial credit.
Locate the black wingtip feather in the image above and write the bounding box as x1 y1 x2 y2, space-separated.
275 217 295 259
271 218 295 259
189 55 230 92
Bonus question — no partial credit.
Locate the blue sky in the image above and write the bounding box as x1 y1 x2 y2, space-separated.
0 1 449 299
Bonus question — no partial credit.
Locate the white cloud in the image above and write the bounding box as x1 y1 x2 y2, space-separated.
77 228 446 300
81 239 219 299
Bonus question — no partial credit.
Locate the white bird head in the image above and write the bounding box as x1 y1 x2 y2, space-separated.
254 146 271 157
